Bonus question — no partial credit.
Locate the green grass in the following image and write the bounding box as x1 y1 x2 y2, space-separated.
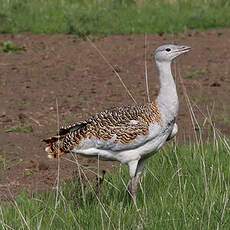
0 0 230 36
5 125 33 133
0 40 25 53
185 68 207 80
1 140 230 229
0 153 7 170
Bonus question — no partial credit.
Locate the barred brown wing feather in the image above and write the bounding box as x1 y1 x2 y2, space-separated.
43 102 161 156
78 120 151 151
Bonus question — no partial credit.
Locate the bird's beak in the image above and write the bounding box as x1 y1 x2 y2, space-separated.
180 45 191 52
176 45 191 54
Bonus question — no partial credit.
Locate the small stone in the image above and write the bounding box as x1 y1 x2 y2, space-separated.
210 82 221 87
0 112 6 118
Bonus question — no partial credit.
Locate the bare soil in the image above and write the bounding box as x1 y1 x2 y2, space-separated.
0 29 230 200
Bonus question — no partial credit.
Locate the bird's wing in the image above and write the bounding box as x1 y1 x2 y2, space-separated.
43 102 162 156
84 119 162 151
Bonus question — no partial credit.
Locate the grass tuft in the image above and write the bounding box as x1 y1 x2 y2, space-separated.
0 40 25 53
5 125 33 133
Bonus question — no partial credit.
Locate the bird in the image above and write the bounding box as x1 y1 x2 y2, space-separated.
43 44 191 202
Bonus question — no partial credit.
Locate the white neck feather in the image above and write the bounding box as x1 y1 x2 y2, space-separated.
156 60 179 119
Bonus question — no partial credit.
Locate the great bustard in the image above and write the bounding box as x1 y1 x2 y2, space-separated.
43 44 191 201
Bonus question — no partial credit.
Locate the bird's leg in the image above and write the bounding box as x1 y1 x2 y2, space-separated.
127 159 145 203
128 176 141 203
127 160 138 199
96 170 106 195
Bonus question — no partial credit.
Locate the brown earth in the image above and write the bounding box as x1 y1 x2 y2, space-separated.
0 29 230 200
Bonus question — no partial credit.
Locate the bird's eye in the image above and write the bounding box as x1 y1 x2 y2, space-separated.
165 48 171 52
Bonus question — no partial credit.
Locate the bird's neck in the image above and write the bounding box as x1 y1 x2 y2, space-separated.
156 60 179 119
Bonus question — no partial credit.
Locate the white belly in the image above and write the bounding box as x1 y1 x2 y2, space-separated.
73 130 170 164
72 121 175 164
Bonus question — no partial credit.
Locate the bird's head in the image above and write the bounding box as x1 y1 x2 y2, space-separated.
154 44 191 63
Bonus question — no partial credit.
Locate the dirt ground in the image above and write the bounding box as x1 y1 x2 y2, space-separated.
0 29 230 200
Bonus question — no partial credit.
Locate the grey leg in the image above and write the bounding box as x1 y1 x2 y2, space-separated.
127 159 145 202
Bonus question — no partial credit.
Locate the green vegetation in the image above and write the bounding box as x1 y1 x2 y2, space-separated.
0 40 25 53
0 153 7 170
5 125 33 133
0 0 230 36
1 141 230 229
185 68 207 79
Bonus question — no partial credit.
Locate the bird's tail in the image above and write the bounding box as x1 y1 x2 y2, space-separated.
42 135 67 159
42 122 87 158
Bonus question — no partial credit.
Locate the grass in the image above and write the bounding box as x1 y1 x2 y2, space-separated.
0 40 25 53
185 68 207 80
5 125 33 133
1 140 230 229
0 152 7 170
0 0 230 36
